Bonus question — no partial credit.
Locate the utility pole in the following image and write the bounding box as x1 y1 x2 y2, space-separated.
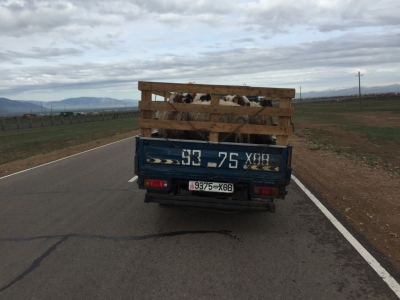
299 86 302 106
356 71 363 110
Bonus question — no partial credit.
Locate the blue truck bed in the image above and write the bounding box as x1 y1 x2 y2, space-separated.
135 136 292 211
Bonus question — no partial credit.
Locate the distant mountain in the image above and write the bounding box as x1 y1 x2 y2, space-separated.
0 97 139 116
45 97 138 109
0 97 42 115
300 84 400 98
21 100 44 106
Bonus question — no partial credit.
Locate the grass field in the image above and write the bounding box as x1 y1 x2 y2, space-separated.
0 116 139 165
293 100 400 144
292 99 400 174
1 111 140 129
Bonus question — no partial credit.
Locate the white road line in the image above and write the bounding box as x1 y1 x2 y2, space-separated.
128 175 138 182
0 136 136 180
292 174 400 298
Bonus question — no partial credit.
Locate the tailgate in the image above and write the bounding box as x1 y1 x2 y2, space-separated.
135 137 291 185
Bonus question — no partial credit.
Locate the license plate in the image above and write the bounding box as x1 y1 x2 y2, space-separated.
188 181 234 193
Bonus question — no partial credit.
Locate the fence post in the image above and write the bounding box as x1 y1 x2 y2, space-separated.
41 117 44 127
1 119 5 131
17 117 21 129
51 116 55 126
77 115 80 123
61 116 64 125
29 118 32 128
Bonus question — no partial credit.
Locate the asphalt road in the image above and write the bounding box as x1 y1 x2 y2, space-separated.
0 138 398 299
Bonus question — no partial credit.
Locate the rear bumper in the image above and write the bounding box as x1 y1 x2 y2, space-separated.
145 193 275 212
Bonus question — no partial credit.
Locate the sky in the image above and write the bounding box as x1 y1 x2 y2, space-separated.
1 0 400 101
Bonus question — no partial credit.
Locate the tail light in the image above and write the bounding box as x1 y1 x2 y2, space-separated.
252 186 279 197
144 179 170 189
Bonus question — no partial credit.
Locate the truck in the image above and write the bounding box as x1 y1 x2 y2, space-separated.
134 81 295 212
60 112 74 117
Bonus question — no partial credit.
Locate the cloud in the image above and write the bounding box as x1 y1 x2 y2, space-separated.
0 47 83 63
138 0 233 15
0 1 80 36
239 0 400 33
0 0 235 37
2 0 399 40
2 31 399 96
232 38 254 43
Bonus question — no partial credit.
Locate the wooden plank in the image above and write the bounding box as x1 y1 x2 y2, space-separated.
140 90 152 137
139 119 293 136
139 101 294 117
138 81 295 98
209 94 220 142
276 97 292 145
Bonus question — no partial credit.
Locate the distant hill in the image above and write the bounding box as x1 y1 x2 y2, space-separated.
0 97 139 116
21 100 44 106
45 97 138 109
0 97 42 115
300 84 400 98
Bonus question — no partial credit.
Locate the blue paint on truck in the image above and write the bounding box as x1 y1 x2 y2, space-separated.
135 136 292 212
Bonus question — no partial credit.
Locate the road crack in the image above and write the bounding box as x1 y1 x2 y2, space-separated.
0 230 232 292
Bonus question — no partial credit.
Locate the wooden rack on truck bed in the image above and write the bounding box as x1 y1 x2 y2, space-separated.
138 81 295 145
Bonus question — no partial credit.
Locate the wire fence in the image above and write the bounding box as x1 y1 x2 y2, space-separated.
1 110 141 131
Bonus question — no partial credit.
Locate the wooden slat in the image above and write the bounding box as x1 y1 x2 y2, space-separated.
138 81 295 98
139 119 293 136
276 97 292 145
209 94 220 142
139 101 294 117
140 90 152 137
